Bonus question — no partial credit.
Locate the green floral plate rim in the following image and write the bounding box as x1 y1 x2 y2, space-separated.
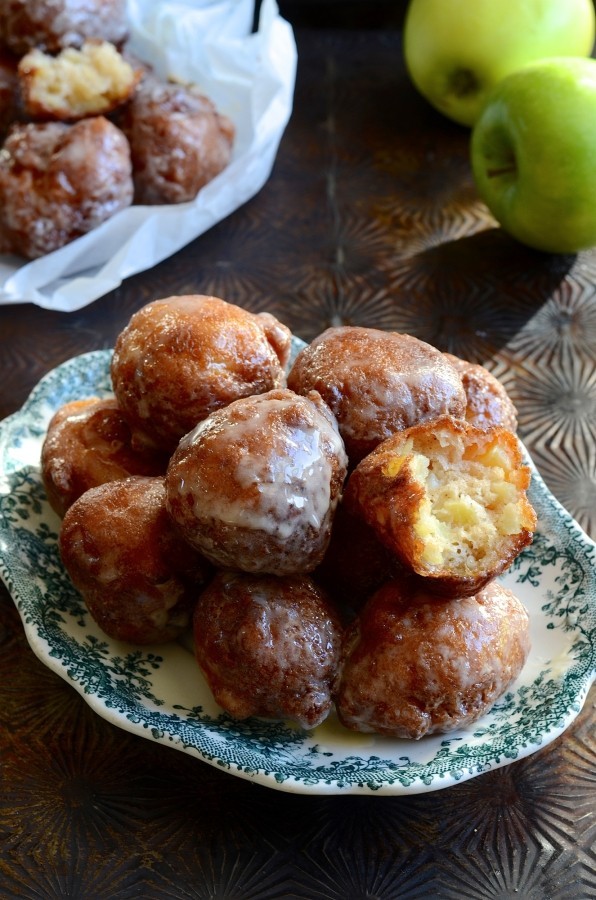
0 349 595 795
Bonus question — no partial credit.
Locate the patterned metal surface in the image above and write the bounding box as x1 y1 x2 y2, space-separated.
0 22 595 898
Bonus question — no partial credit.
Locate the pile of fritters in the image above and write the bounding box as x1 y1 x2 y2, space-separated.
42 293 536 738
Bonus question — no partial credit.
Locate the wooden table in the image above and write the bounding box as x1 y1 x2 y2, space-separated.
1 11 594 897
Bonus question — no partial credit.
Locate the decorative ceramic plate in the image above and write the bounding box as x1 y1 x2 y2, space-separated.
1 350 595 796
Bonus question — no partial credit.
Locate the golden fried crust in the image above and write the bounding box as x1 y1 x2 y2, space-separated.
313 501 404 619
344 416 536 597
0 0 129 56
41 397 167 517
193 571 343 729
165 388 348 576
335 579 531 739
110 295 292 454
120 76 235 205
59 476 211 645
0 116 133 258
18 41 142 121
287 326 467 465
444 353 518 431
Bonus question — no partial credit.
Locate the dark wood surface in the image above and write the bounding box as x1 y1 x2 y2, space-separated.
0 15 595 898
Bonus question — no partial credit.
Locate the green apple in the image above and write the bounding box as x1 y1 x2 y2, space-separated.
403 0 596 127
470 57 596 254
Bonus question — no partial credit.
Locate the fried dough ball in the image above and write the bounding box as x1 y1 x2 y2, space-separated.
59 476 211 645
111 295 292 454
444 353 518 431
0 0 129 56
120 77 235 204
313 502 402 619
193 571 343 729
335 579 531 739
165 388 348 575
345 416 536 597
0 116 133 258
287 326 466 465
18 41 142 121
41 397 167 517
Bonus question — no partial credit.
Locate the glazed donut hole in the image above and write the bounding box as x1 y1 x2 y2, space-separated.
164 387 348 575
0 0 129 56
335 579 531 739
59 476 213 645
313 500 403 619
110 295 293 454
193 571 344 729
18 41 142 120
443 352 518 431
121 76 235 206
41 396 167 518
345 415 536 597
0 116 134 258
287 326 467 466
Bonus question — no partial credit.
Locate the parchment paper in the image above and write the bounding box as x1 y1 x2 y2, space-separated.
0 0 297 311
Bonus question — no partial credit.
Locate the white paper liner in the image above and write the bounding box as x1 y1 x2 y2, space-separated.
0 0 297 311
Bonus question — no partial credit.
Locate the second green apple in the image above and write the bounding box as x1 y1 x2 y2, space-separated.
470 57 596 254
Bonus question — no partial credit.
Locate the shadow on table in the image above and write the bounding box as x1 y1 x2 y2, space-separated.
390 226 578 358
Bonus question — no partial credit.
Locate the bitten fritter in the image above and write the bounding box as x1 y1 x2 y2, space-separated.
194 570 343 729
41 397 167 517
287 326 467 465
120 76 235 205
0 0 129 56
18 41 142 121
444 353 518 431
59 476 211 645
344 416 536 597
335 579 531 739
110 295 292 454
0 116 133 258
165 388 348 575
